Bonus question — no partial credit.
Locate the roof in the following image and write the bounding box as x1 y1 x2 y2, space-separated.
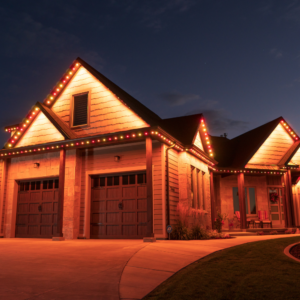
211 117 287 168
2 57 213 163
76 57 162 127
160 114 203 145
36 102 78 139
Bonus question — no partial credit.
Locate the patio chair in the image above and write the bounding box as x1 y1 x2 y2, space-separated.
235 211 241 228
254 211 263 228
261 210 272 228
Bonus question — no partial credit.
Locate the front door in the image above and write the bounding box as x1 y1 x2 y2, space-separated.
268 187 284 227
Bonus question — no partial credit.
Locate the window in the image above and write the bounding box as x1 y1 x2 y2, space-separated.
232 187 256 214
72 93 88 126
190 166 206 210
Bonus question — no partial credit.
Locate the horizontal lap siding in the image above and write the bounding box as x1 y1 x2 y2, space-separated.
248 124 294 166
79 141 163 236
167 149 179 226
17 113 65 148
52 66 149 137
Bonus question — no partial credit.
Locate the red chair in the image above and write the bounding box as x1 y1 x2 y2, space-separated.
254 211 263 228
261 210 272 228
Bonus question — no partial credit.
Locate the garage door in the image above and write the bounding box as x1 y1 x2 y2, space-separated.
90 172 147 239
16 179 59 238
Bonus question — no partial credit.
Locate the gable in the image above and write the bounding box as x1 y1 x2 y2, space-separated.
16 112 65 148
193 131 204 151
51 66 149 137
288 147 300 166
246 123 294 167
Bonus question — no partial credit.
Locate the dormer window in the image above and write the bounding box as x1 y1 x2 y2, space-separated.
72 92 89 127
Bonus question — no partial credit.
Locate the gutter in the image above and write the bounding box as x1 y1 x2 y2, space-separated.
166 143 176 226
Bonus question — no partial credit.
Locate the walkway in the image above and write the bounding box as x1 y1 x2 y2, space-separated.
0 235 299 300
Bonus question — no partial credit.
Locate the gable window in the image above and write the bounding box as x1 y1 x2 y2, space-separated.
72 93 88 127
190 166 206 210
232 187 256 214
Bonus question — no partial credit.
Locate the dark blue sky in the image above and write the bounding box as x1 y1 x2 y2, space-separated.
0 0 300 145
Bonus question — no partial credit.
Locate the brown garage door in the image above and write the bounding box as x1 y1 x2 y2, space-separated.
90 173 147 239
16 179 59 238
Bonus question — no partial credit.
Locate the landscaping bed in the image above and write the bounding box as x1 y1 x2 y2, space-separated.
143 237 300 300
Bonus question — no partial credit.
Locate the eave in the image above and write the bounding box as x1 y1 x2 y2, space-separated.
0 126 216 166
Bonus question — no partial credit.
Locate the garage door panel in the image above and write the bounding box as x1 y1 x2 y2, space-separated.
19 193 29 202
29 214 40 224
15 178 59 238
17 203 28 213
17 214 27 224
16 225 27 235
91 213 105 223
123 212 136 223
41 214 53 224
42 202 53 212
123 225 136 235
138 212 147 222
42 191 54 201
138 225 147 236
91 172 147 239
28 225 39 235
41 225 52 236
107 212 120 223
123 187 136 198
107 187 119 199
29 203 39 213
137 199 147 210
107 225 120 235
137 186 146 197
107 200 119 211
123 199 136 210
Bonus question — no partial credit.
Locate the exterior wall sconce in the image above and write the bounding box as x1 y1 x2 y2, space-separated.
114 156 120 162
33 163 40 168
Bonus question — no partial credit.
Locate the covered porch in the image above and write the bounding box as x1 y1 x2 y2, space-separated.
212 170 296 232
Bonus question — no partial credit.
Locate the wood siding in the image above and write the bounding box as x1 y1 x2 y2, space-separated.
166 149 179 226
289 147 300 165
193 131 204 151
16 112 65 148
52 66 149 137
247 124 294 167
79 141 163 237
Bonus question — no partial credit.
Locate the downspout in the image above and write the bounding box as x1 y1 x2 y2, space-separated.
166 143 176 226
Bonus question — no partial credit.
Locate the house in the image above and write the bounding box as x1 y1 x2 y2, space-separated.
210 118 300 230
0 58 215 240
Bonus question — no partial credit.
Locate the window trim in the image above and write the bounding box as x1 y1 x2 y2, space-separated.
232 186 257 215
70 90 91 128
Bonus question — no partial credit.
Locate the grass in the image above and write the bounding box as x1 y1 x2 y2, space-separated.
143 237 300 300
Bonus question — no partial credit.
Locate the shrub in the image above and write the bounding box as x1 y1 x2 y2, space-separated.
171 220 189 240
257 231 264 235
270 231 278 235
190 224 209 240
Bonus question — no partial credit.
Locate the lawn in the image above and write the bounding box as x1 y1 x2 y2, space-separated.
143 237 300 300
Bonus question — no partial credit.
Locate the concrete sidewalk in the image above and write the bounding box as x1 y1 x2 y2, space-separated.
119 234 300 300
0 235 299 300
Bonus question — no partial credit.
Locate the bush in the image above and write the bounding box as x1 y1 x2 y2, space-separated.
171 220 190 240
190 224 209 240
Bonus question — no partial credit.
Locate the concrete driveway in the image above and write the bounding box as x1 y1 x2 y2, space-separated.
1 235 299 300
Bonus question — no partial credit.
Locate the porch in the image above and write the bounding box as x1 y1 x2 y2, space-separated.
212 172 296 231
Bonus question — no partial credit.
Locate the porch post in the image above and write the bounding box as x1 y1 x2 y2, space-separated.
144 137 155 242
237 173 247 230
53 149 66 241
0 159 8 237
285 170 294 227
210 171 216 229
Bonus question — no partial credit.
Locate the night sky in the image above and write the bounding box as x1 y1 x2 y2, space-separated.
0 0 300 146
